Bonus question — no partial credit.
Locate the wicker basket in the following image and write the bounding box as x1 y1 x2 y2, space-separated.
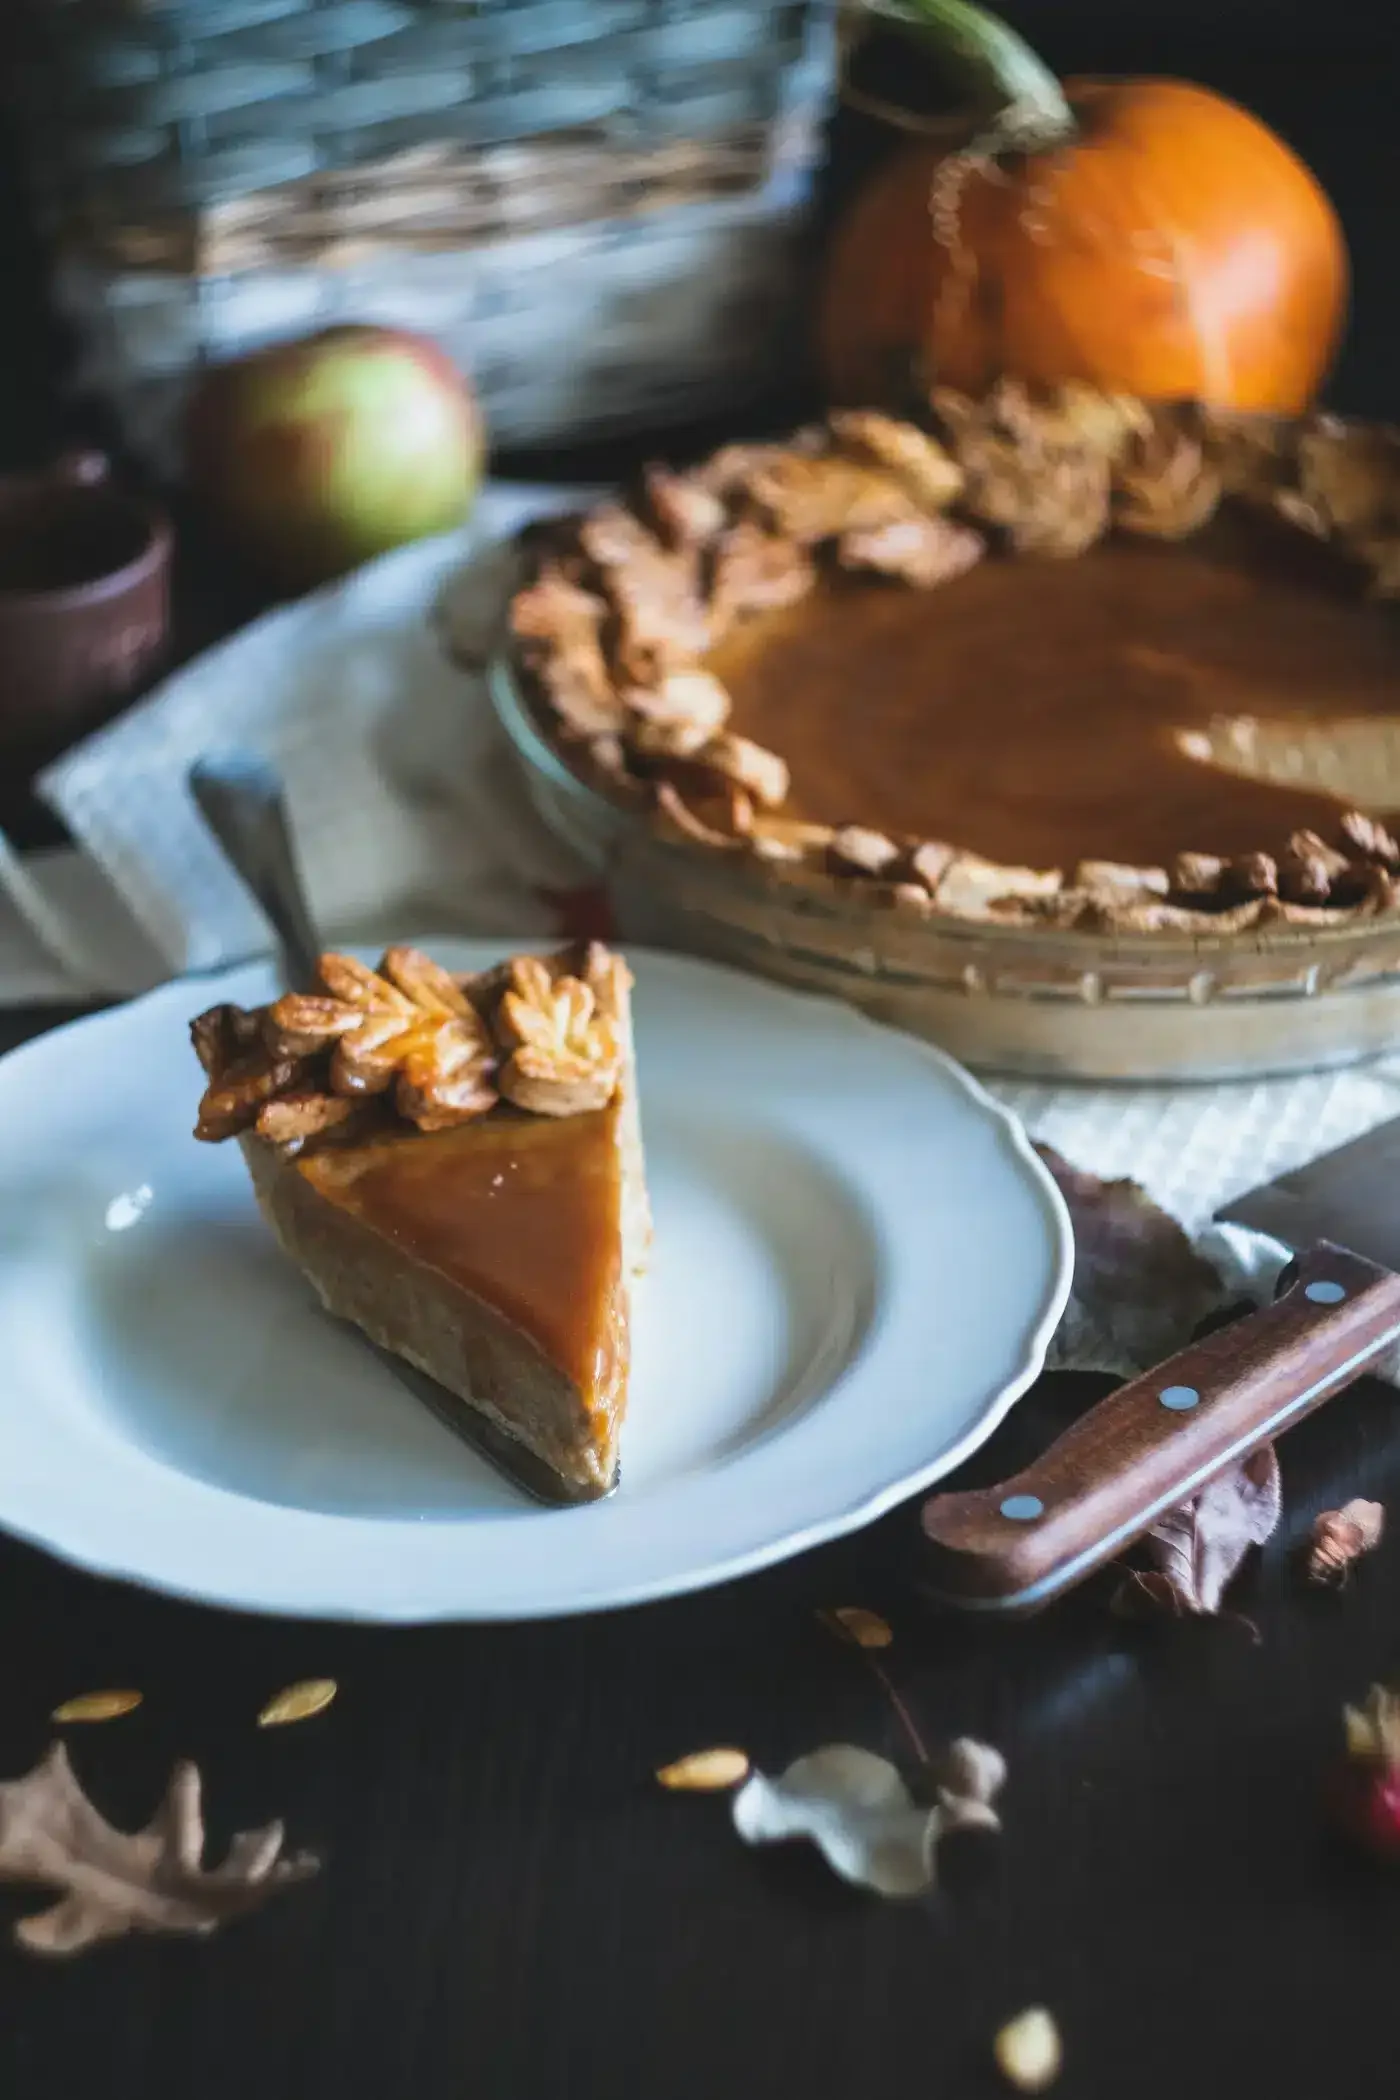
4 0 836 463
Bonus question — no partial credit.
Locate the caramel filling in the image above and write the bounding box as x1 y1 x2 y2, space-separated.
300 1106 625 1410
707 516 1400 869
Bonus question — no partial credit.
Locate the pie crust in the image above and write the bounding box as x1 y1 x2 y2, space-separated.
505 384 1400 937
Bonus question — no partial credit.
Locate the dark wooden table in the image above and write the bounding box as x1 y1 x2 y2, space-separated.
4 20 1400 2091
0 1152 1397 2100
4 595 1400 2100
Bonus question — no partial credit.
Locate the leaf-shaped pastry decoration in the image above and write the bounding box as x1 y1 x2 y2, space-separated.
819 1607 894 1650
50 1691 143 1724
0 1744 318 1956
257 1679 338 1728
655 1748 750 1792
731 1737 1004 1898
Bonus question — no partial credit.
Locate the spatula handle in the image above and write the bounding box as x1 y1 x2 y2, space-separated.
922 1242 1400 1611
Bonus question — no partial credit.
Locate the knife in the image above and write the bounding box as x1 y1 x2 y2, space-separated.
921 1123 1400 1611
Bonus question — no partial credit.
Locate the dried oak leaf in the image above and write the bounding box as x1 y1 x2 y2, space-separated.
0 1743 317 1956
1114 1446 1282 1618
1035 1144 1222 1375
731 1737 1004 1898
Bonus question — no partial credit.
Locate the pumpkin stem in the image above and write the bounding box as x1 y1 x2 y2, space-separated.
852 0 1077 148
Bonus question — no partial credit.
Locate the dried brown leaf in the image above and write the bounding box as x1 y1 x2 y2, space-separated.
655 1748 750 1792
257 1679 338 1728
1034 1144 1223 1373
0 1743 317 1955
1114 1447 1282 1617
1307 1499 1385 1584
50 1691 143 1725
819 1606 894 1650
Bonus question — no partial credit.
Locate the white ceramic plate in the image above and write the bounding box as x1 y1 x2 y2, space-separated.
0 946 1071 1621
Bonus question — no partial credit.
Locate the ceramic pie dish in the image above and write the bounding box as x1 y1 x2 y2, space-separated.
480 384 1400 1081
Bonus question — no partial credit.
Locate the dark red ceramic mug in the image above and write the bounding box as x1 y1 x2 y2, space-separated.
0 452 172 780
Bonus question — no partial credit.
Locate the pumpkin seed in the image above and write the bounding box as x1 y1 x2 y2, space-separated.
820 1606 893 1649
655 1747 750 1791
257 1679 338 1728
51 1689 143 1723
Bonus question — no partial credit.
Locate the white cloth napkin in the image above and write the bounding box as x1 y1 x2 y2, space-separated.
3 474 1399 1387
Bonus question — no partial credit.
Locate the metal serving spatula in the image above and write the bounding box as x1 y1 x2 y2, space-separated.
188 751 618 1510
921 1127 1400 1611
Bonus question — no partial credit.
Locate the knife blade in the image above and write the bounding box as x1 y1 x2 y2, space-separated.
1215 1116 1400 1271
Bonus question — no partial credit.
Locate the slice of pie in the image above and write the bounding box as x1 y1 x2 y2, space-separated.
190 942 649 1497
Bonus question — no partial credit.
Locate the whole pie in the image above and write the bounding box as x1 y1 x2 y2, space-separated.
190 942 649 1497
505 383 1400 936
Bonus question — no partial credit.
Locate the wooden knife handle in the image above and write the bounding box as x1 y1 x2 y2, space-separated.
921 1242 1400 1611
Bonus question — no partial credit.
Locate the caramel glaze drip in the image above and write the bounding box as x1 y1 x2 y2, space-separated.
299 1106 625 1412
706 515 1400 870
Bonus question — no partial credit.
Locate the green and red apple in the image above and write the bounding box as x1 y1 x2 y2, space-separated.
185 324 484 590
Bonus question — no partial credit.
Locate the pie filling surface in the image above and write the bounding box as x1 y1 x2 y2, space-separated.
504 387 1400 927
706 516 1400 872
300 1105 625 1404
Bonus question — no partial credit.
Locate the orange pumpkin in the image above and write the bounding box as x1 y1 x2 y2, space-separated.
820 0 1348 416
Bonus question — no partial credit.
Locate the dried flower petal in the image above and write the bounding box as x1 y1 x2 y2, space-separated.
819 1606 894 1649
655 1748 750 1792
994 2008 1063 2091
1309 1499 1385 1585
50 1691 143 1725
732 1747 933 1897
1343 1684 1400 1763
732 1738 1003 1898
1114 1447 1281 1617
938 1736 1007 1817
257 1680 338 1728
